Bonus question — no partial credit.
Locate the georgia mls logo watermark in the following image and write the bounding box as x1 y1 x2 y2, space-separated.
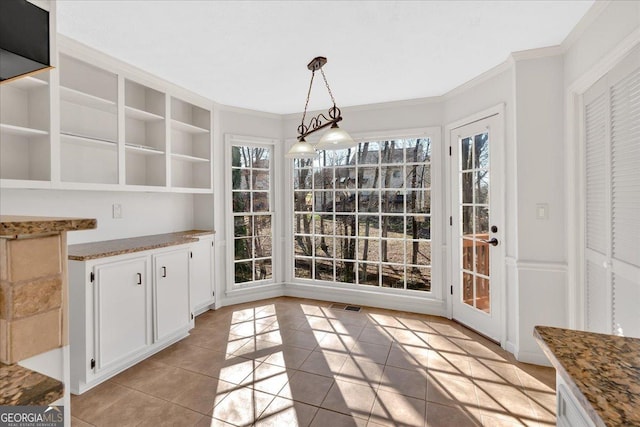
0 405 63 427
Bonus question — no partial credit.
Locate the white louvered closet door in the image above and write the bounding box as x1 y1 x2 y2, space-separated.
583 45 640 338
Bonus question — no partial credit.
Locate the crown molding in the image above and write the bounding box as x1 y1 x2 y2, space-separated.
57 34 213 108
215 102 283 120
442 59 512 100
281 94 445 122
510 45 564 62
561 0 612 51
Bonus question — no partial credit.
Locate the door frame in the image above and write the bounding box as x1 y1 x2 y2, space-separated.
445 103 506 346
565 32 640 331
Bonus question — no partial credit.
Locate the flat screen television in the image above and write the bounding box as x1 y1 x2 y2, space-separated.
0 0 50 82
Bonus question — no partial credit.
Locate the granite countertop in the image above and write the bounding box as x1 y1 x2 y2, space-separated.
534 326 640 427
0 215 97 237
0 363 64 406
68 230 214 260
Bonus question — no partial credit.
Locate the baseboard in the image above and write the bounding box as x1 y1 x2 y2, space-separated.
72 329 189 395
505 340 517 355
283 282 448 317
220 283 285 307
515 349 553 367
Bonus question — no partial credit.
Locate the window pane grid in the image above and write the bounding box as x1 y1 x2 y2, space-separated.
232 144 273 285
458 132 490 312
293 138 432 292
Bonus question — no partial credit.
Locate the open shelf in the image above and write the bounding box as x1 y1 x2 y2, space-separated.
171 119 209 134
0 123 48 137
60 86 117 113
0 69 51 182
171 153 209 163
125 143 165 155
61 132 117 148
125 106 164 122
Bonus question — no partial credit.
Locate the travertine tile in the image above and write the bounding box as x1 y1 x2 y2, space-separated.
3 308 61 363
278 370 334 406
6 235 61 282
320 379 377 420
350 341 391 365
310 408 369 427
379 365 427 400
70 416 93 426
370 389 426 427
262 345 312 370
10 276 62 319
248 362 292 395
256 396 318 427
475 380 538 424
211 386 274 426
337 358 385 387
386 343 429 369
426 376 478 408
216 357 261 385
299 349 348 377
172 375 235 415
70 297 557 427
425 402 481 427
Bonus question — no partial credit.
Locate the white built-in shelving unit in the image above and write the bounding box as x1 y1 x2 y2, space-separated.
0 35 213 193
59 54 119 185
170 97 212 190
0 75 51 185
124 79 166 187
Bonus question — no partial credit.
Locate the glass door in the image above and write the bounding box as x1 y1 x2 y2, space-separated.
451 114 504 342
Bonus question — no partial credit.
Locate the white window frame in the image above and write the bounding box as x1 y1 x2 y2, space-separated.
225 134 280 292
284 126 444 301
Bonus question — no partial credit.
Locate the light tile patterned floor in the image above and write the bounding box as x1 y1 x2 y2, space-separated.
71 297 556 426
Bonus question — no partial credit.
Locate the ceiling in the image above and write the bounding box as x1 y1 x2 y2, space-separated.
56 0 594 115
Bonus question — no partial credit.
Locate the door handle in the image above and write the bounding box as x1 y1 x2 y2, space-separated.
136 273 142 285
480 237 499 246
162 266 167 277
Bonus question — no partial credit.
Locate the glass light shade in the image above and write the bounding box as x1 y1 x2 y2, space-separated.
315 124 356 150
285 139 316 159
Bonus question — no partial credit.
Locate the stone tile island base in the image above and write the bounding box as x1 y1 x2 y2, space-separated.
0 216 96 407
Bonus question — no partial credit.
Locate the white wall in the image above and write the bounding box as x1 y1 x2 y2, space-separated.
283 98 443 141
513 54 567 363
0 189 194 244
443 67 518 351
212 107 284 307
564 1 640 87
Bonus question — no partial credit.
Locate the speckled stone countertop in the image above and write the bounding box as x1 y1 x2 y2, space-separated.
0 215 97 237
534 326 640 427
0 363 63 405
68 230 214 260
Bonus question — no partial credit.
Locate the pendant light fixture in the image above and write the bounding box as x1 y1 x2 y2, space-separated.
286 56 356 159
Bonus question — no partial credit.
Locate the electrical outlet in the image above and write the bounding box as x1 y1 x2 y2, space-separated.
112 204 122 219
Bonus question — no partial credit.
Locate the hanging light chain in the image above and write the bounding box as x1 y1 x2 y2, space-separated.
296 57 345 141
320 67 337 107
300 70 316 129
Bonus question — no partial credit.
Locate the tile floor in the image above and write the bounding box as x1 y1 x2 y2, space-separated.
71 297 556 426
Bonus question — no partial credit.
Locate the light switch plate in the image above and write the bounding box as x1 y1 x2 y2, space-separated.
536 203 548 220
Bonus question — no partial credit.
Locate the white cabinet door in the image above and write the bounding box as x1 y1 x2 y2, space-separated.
153 249 191 341
94 257 150 372
190 238 214 312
